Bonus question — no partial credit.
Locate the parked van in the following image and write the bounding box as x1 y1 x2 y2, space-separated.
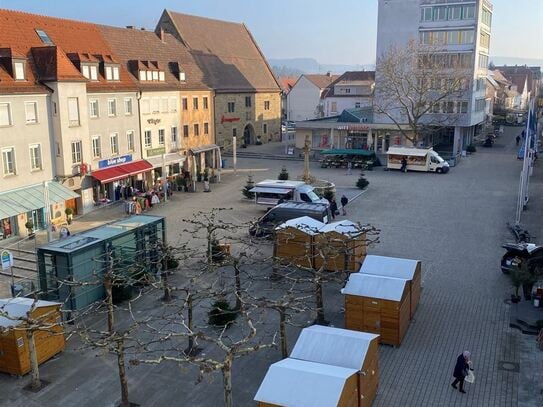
249 202 331 237
387 147 450 173
249 180 329 206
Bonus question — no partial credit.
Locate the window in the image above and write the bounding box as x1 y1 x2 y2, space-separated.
331 102 337 113
421 7 433 21
263 123 268 134
448 5 462 20
92 136 101 158
126 131 135 152
480 32 490 49
421 30 474 45
169 97 177 112
204 122 209 135
30 144 42 171
245 96 252 108
179 72 186 81
194 124 200 136
124 98 133 115
144 130 152 147
462 5 475 19
355 102 361 108
152 71 159 81
82 65 90 79
90 65 98 81
71 141 82 164
434 6 447 21
159 71 165 81
182 98 188 110
232 128 237 137
110 133 119 155
158 129 165 145
55 142 61 157
479 54 489 69
264 101 270 110
2 148 16 175
52 101 57 116
35 29 54 45
13 62 25 80
203 97 209 109
146 71 152 81
183 125 189 138
0 103 11 126
108 99 117 117
151 98 159 113
89 99 99 118
139 70 146 81
171 126 178 143
25 102 38 124
475 98 486 111
228 102 235 113
68 97 80 126
459 101 469 114
105 66 113 80
445 101 455 113
482 7 492 27
160 98 169 113
193 97 199 110
141 98 150 115
112 67 119 81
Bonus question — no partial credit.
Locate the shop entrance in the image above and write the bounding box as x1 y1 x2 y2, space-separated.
243 124 255 145
27 209 45 231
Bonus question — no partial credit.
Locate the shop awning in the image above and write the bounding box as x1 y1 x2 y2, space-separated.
91 160 153 184
249 187 291 194
189 144 220 154
146 152 186 168
0 182 79 220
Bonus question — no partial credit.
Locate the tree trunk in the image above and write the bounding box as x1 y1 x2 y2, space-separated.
222 356 233 407
187 293 195 353
234 264 242 311
116 338 130 407
162 269 172 302
104 274 115 335
27 330 41 389
279 308 288 359
315 276 326 325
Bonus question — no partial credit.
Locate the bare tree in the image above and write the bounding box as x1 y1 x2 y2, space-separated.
374 39 472 145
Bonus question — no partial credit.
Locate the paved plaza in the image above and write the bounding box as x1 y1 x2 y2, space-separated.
1 128 542 406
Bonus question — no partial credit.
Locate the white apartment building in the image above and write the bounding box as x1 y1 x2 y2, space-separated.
323 71 375 117
375 0 492 155
287 74 339 121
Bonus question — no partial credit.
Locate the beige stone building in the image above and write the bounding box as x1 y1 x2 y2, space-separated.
156 10 282 149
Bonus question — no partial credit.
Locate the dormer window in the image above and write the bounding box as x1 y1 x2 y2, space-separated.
152 71 159 81
139 70 146 81
81 64 99 81
146 71 153 81
105 64 120 81
13 61 25 80
179 72 186 82
159 71 165 81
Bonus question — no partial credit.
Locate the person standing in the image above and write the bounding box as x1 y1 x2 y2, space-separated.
516 135 521 146
451 351 472 394
340 194 348 216
346 161 352 175
330 198 338 219
401 157 408 173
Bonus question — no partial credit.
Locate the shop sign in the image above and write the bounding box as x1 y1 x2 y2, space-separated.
221 115 240 124
147 147 166 157
1 250 13 271
147 118 161 125
98 155 133 169
337 125 370 132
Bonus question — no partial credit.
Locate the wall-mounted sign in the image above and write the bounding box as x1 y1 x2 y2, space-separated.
337 125 370 132
98 154 133 169
221 115 241 124
146 147 166 157
147 118 162 125
1 250 13 271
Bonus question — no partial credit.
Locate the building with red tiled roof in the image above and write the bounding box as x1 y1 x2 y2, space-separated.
287 73 342 121
156 10 282 147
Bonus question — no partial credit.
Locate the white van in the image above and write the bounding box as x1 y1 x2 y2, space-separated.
387 147 449 173
249 180 329 206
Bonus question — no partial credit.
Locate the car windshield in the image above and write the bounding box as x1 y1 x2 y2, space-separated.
306 190 320 202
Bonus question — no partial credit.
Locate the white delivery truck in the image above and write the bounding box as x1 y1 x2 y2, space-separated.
386 147 450 173
249 179 329 206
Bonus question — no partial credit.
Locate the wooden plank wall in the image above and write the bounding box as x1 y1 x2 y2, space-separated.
360 338 380 407
274 228 313 269
338 373 359 407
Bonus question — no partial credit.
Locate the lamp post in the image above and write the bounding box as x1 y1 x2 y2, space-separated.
232 135 237 176
43 181 53 242
302 134 311 183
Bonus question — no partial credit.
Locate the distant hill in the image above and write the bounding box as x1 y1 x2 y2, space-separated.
269 58 375 75
490 56 543 68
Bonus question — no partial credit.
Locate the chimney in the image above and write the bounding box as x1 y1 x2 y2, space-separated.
326 71 331 77
126 25 134 29
140 27 146 31
159 28 165 43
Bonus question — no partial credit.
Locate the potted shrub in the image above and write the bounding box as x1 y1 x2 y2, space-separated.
466 144 476 154
65 207 74 224
242 175 255 199
278 166 289 180
356 171 369 190
25 220 34 239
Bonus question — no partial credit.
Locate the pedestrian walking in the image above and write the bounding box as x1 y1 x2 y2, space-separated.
340 194 348 216
330 198 338 219
451 351 473 394
516 135 521 146
400 157 408 173
346 161 352 175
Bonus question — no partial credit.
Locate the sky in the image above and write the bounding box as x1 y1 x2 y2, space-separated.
0 0 541 65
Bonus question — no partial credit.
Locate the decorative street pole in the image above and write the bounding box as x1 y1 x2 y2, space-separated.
302 134 311 183
232 135 237 176
43 181 53 242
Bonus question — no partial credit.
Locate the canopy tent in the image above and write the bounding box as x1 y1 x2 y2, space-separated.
91 160 153 183
321 149 375 157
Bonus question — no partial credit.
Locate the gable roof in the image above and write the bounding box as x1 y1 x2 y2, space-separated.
0 298 61 328
160 10 280 93
341 273 408 301
291 325 379 370
99 25 209 91
0 9 137 93
304 73 339 89
275 216 325 235
254 358 357 407
278 76 298 93
326 70 375 97
359 255 420 280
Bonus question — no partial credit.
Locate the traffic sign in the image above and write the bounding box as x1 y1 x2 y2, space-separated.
1 250 13 271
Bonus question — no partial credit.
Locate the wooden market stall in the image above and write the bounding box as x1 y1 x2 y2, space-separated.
0 298 65 375
274 216 324 268
254 358 359 407
314 221 367 273
290 325 380 407
342 273 411 346
358 255 421 319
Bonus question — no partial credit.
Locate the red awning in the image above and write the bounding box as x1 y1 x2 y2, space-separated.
91 160 153 183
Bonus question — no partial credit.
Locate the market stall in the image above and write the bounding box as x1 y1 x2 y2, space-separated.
320 149 378 169
274 216 324 268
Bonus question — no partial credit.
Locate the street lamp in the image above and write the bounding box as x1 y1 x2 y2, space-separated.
43 181 53 242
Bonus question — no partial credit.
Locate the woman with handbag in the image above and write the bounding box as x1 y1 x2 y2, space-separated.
451 351 473 394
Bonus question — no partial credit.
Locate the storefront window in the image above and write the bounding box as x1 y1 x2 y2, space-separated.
1 218 15 239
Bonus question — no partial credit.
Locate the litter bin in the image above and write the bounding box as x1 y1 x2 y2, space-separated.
221 159 227 168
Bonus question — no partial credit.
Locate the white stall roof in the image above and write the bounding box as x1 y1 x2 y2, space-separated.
291 325 379 370
319 220 362 236
359 255 419 280
275 216 325 235
341 273 407 301
0 298 61 328
254 358 357 407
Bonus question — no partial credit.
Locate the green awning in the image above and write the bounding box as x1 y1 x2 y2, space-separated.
321 149 375 157
0 182 79 220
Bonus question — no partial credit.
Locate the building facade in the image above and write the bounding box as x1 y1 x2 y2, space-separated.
287 74 338 121
156 10 282 149
323 71 375 117
375 0 493 155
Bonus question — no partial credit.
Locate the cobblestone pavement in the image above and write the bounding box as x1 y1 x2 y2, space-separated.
2 128 541 406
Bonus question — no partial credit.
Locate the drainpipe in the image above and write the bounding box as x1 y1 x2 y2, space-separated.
136 91 147 188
